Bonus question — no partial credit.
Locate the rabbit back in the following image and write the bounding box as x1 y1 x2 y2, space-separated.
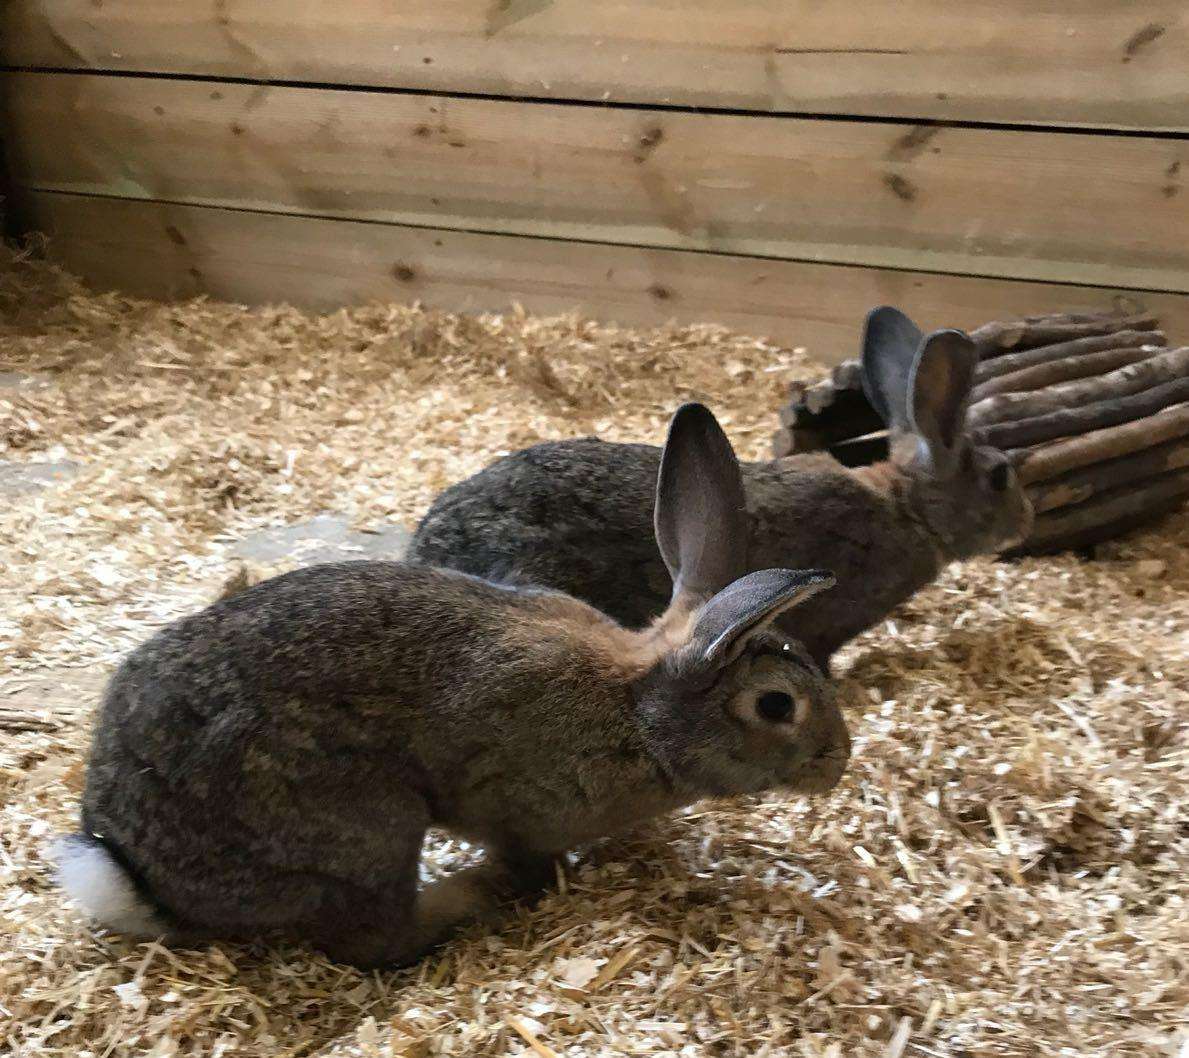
412 438 673 627
744 456 939 662
411 442 940 667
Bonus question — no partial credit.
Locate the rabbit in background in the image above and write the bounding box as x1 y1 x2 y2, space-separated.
55 403 849 969
411 307 1034 670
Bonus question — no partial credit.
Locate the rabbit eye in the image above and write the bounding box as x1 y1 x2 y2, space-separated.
988 461 1012 492
757 690 795 722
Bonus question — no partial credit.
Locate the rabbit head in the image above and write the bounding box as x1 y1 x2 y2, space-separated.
862 306 1034 559
631 404 850 798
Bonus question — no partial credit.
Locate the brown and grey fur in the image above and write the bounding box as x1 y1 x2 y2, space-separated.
411 307 1034 670
56 404 849 969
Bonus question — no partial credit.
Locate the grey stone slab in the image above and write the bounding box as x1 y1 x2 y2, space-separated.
232 514 412 566
0 460 80 496
0 372 52 390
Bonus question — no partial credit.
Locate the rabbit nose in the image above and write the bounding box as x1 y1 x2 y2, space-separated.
798 741 850 793
823 707 851 758
815 742 849 772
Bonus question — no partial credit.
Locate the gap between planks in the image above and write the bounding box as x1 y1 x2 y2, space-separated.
2 64 1189 141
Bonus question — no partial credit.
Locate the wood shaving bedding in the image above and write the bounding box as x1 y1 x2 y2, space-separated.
1 245 1185 1058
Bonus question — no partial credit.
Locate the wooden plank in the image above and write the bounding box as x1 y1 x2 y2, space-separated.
21 192 1189 367
3 2 1188 130
0 125 10 237
8 74 1189 292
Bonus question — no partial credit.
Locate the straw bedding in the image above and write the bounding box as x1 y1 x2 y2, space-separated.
1 246 1185 1058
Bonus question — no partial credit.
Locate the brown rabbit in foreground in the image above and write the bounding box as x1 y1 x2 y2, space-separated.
411 307 1034 669
55 404 849 969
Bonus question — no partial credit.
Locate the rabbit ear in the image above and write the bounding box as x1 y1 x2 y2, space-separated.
689 568 835 667
907 328 979 473
861 306 923 430
654 402 749 605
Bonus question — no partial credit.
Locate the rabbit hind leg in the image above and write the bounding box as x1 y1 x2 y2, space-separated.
307 878 420 968
406 857 539 954
303 844 542 969
405 847 560 956
309 860 525 969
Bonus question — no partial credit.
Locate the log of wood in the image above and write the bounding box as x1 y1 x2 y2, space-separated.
973 375 1189 450
831 359 865 391
1008 496 1188 556
969 346 1189 429
805 379 842 415
776 369 883 457
1019 468 1189 553
780 378 844 421
1012 403 1189 484
828 432 890 467
771 426 799 459
778 403 804 430
974 329 1167 383
971 345 1164 402
1026 436 1189 514
780 389 884 437
773 425 837 457
779 380 810 423
777 402 814 430
970 311 1159 355
773 421 889 461
1006 309 1146 325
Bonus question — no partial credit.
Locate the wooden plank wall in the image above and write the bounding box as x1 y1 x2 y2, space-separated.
7 2 1189 128
0 125 9 238
3 2 1188 361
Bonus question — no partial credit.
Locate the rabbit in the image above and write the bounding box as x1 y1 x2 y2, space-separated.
410 306 1034 671
54 403 850 970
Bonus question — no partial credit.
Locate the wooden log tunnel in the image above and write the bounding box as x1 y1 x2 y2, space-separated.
772 312 1189 554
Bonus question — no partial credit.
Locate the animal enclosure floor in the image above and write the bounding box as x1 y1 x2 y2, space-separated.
1 249 1186 1058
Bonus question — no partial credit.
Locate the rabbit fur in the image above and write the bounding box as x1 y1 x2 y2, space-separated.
411 307 1034 669
56 404 849 969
